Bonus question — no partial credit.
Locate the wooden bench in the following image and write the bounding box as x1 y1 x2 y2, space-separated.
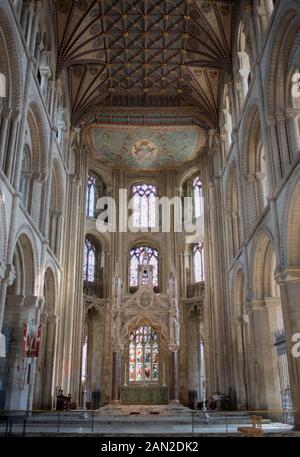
238 415 264 437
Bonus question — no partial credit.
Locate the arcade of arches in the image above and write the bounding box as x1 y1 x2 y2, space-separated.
0 0 300 430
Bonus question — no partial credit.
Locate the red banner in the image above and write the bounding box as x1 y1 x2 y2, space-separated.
22 323 42 357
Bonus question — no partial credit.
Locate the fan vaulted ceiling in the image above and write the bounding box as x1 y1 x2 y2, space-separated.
54 0 236 168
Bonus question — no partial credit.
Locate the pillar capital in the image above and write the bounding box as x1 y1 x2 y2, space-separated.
275 267 300 284
3 264 16 286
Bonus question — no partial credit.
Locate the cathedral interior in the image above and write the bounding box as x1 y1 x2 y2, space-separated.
1 0 300 436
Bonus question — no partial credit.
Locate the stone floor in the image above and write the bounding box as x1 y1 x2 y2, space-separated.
0 405 296 436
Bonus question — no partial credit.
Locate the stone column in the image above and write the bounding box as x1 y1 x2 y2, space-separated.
276 268 300 430
248 300 282 411
42 130 55 239
187 309 201 406
276 113 292 173
5 110 21 181
267 116 283 185
55 211 63 260
169 345 179 403
0 108 12 170
111 346 122 403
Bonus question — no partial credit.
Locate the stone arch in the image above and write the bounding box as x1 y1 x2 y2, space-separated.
3 231 39 410
128 241 160 292
44 259 59 308
178 166 200 190
33 265 58 410
251 227 278 301
43 267 56 315
122 316 169 349
282 174 300 268
0 7 23 111
231 263 246 317
240 103 269 227
83 233 104 297
265 8 300 114
250 226 289 411
26 103 48 227
27 103 48 178
14 224 40 296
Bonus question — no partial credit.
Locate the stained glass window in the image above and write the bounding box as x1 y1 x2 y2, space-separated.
129 246 158 287
129 326 159 383
193 241 205 282
83 238 96 283
193 176 204 218
86 175 97 217
132 184 157 228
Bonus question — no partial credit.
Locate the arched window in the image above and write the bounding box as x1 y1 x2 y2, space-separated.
256 0 274 40
86 175 97 217
237 22 251 104
192 176 204 218
129 246 159 289
86 172 107 219
222 85 233 152
83 238 96 283
129 325 159 383
83 236 103 297
132 183 157 228
193 242 205 282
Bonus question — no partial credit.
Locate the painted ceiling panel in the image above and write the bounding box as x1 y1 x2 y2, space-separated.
86 124 205 170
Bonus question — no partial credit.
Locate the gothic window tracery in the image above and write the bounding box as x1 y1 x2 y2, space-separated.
193 242 205 282
129 325 159 383
86 175 97 218
132 183 157 228
83 238 96 283
129 246 158 288
193 176 204 218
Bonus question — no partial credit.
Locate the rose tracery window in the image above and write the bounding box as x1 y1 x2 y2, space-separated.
83 238 96 283
193 176 204 218
132 183 157 228
129 246 159 288
193 241 205 282
129 325 159 383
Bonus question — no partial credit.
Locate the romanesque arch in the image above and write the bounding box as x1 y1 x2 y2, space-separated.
0 7 23 112
283 175 300 268
250 228 288 412
3 231 38 410
240 103 268 230
26 103 48 228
